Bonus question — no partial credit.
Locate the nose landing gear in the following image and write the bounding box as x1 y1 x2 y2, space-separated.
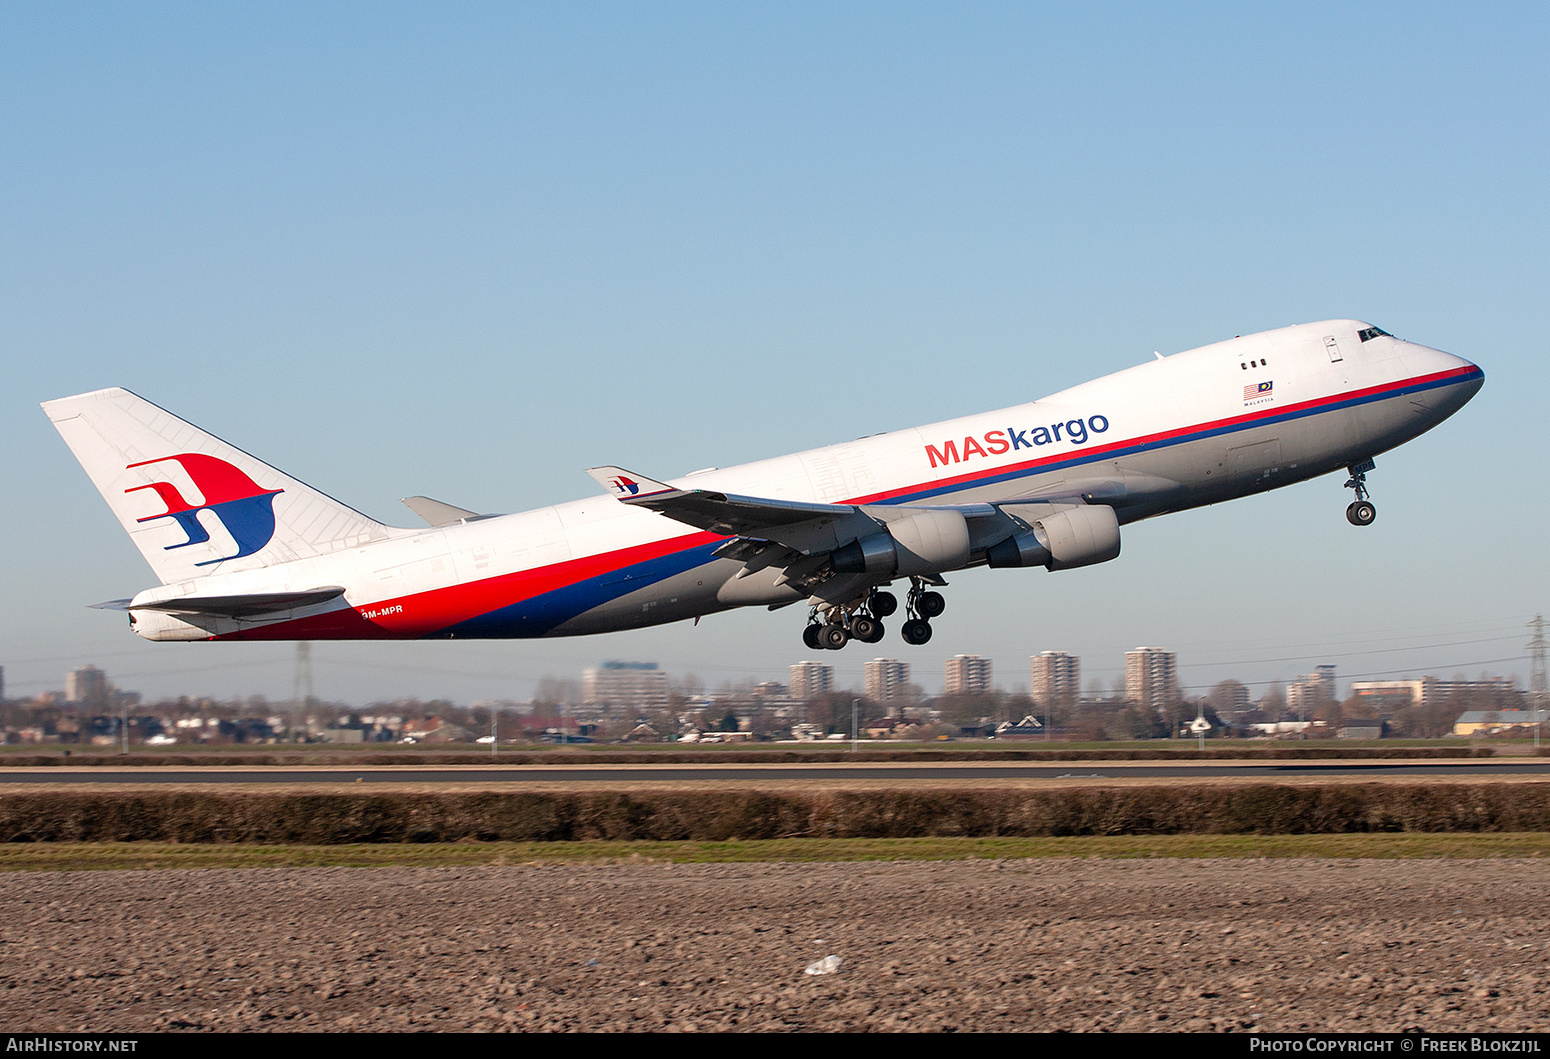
1344 459 1377 527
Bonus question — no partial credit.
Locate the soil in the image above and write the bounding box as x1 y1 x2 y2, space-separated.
2 858 1547 1033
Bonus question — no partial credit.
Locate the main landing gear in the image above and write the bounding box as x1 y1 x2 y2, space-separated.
801 579 944 650
1344 458 1377 527
900 578 944 646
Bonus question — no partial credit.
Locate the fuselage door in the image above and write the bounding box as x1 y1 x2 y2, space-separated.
1228 437 1282 491
1324 335 1343 363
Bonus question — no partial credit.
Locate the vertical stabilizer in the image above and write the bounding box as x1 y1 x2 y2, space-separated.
42 387 393 584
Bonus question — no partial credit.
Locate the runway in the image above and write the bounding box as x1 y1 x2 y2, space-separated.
2 759 1548 784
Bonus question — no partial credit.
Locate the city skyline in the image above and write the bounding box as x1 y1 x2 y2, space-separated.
14 646 1529 712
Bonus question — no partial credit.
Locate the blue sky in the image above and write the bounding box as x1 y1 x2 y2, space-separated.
3 2 1546 705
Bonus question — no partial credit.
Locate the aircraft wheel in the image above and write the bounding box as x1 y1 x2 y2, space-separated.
819 624 851 650
1346 500 1376 527
852 616 884 644
802 624 822 650
901 618 933 646
917 591 946 618
870 591 898 617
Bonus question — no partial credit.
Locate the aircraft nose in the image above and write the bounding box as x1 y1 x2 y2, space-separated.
1459 358 1485 402
1409 341 1483 408
1439 347 1484 399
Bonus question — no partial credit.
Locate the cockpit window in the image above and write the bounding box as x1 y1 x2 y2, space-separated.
1357 326 1392 342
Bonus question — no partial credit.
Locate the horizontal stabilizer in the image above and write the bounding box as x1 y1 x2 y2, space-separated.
131 586 348 618
401 495 486 527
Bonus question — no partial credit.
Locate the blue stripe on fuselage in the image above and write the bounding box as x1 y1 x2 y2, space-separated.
433 538 726 639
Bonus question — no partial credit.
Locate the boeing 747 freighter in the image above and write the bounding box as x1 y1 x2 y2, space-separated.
43 320 1482 649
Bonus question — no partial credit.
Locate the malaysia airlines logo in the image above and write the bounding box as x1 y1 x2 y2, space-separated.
608 475 641 496
124 454 283 566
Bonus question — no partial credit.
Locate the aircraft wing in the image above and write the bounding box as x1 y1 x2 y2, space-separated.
586 465 1055 539
585 464 1122 598
585 466 854 537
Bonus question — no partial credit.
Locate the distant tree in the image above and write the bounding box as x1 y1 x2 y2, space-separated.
1340 694 1380 721
1310 695 1343 725
1115 705 1153 740
933 691 1000 725
532 677 579 709
1259 681 1287 719
670 673 704 708
804 692 860 735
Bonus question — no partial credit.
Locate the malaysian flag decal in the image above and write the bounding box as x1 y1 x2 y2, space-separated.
1244 380 1273 402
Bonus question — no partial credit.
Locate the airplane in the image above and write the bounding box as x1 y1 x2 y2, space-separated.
43 319 1482 650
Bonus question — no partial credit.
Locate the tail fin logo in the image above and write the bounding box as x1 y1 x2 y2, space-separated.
608 475 641 496
124 454 283 566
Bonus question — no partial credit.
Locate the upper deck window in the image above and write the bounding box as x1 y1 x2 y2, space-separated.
1357 326 1392 343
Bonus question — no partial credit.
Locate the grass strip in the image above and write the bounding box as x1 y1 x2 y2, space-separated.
3 832 1550 871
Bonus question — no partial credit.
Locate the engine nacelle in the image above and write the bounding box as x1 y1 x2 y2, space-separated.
831 509 972 578
830 532 896 575
985 505 1120 571
1039 505 1120 570
985 533 1051 568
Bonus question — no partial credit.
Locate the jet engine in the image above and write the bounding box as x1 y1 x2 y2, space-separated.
985 504 1120 571
831 508 971 578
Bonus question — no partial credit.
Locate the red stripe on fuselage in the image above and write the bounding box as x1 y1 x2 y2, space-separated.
216 530 723 640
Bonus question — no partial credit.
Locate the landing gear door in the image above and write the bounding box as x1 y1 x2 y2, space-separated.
1324 335 1343 363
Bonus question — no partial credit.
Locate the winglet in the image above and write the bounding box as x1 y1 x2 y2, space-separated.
585 466 680 502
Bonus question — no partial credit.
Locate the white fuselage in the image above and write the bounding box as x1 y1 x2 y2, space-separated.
120 320 1481 641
